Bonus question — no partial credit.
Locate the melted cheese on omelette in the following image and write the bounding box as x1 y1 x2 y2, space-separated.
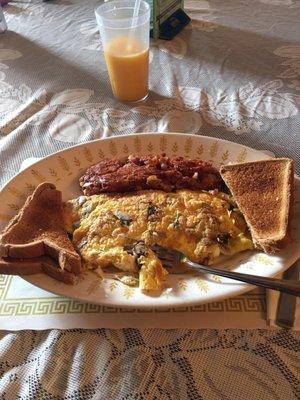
63 189 253 292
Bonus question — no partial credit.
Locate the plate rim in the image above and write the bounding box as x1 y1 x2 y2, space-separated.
0 132 275 193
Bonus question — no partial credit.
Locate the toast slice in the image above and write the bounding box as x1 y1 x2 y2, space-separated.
220 158 294 253
0 256 76 284
0 182 81 282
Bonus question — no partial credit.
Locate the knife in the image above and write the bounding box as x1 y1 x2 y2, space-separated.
276 260 300 328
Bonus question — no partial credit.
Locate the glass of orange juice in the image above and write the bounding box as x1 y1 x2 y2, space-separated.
95 0 150 103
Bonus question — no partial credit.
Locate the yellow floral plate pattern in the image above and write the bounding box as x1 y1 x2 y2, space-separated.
1 133 299 308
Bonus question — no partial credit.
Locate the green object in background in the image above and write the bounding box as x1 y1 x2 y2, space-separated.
146 0 190 40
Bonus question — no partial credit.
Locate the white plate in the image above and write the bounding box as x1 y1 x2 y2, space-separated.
1 133 299 308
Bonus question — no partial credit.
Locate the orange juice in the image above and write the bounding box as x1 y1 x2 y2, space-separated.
104 37 149 102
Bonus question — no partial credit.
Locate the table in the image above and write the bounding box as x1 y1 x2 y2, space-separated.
0 1 299 399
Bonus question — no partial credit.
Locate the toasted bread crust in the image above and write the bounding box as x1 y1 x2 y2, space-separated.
0 257 43 275
0 256 77 284
0 182 81 279
220 158 294 253
0 241 45 258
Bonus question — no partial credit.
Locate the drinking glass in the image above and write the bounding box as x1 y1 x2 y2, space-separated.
95 0 150 102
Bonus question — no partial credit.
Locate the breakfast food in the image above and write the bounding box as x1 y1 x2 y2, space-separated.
63 189 253 291
220 158 294 253
0 256 77 285
0 154 294 294
0 182 81 284
79 154 224 195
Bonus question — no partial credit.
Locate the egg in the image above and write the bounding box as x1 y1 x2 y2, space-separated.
63 189 253 292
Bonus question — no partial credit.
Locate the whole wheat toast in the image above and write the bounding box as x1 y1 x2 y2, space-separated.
0 256 77 284
0 182 81 283
220 158 294 253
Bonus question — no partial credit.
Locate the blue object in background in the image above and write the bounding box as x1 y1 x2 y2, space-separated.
0 5 7 33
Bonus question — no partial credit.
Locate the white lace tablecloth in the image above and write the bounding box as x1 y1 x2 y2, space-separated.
0 0 299 399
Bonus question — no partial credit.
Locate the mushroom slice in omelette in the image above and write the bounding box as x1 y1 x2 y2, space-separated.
63 189 254 292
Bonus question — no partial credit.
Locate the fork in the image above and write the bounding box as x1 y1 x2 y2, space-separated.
151 244 300 297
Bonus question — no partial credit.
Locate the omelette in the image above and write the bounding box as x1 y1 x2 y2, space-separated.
63 189 253 292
